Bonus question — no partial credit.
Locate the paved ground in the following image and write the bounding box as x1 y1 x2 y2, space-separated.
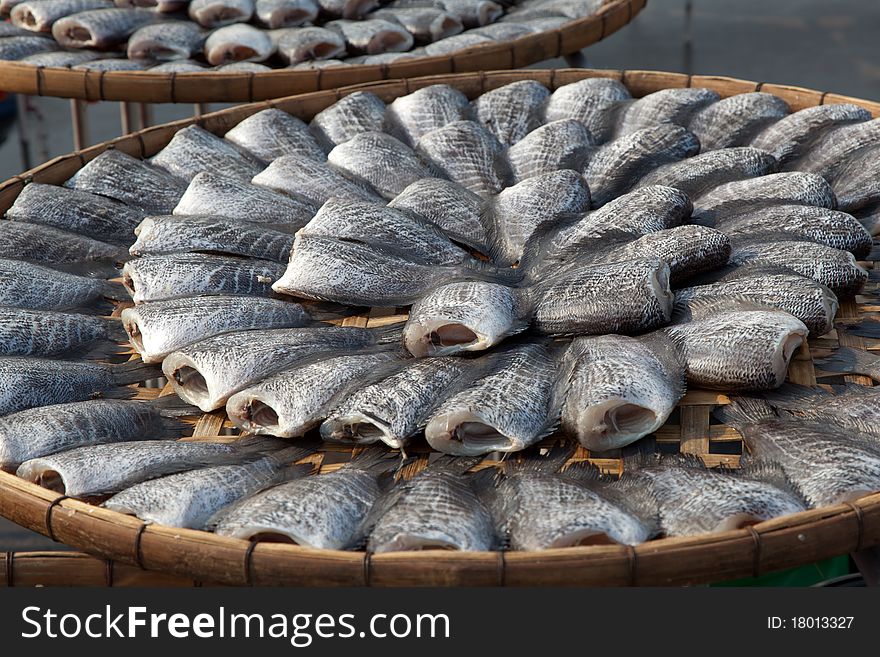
0 0 878 550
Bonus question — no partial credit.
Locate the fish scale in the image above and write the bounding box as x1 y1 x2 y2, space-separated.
384 84 474 146
0 307 118 358
636 147 778 199
718 398 880 508
129 215 296 263
174 172 317 229
151 125 265 182
327 131 437 199
688 92 790 150
52 7 157 48
223 108 325 163
543 78 632 144
6 183 145 245
272 26 346 64
0 221 122 264
121 295 311 363
227 350 408 438
255 0 318 28
162 324 401 411
614 87 720 137
563 334 684 451
253 153 382 205
364 462 495 552
11 0 113 33
585 124 701 206
127 20 206 60
211 449 391 549
507 119 595 183
300 198 468 265
425 341 567 455
472 80 550 146
0 258 118 311
322 356 473 449
0 399 185 470
69 149 189 215
750 103 872 166
122 253 286 303
309 92 387 150
188 0 254 28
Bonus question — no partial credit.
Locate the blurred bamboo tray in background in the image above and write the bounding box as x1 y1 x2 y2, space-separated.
0 0 645 104
0 68 878 586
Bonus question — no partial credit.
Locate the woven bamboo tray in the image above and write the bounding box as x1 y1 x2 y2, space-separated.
0 0 644 103
0 68 878 586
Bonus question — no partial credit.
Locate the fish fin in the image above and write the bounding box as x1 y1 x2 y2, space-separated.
761 383 831 411
100 280 130 302
814 346 880 382
43 259 123 279
270 439 322 465
508 442 576 474
111 360 163 385
98 386 138 401
427 454 485 474
153 415 190 441
559 459 603 482
349 478 411 551
713 397 778 429
232 435 300 453
837 319 880 339
602 473 662 535
147 395 202 418
637 331 687 396
460 254 523 286
366 322 406 345
515 213 580 274
468 465 502 495
348 445 396 474
734 459 805 501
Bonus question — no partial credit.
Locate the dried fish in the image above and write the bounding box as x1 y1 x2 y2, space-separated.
11 0 113 33
544 77 631 143
614 87 719 137
0 307 122 358
0 258 121 311
309 91 387 150
326 18 413 55
384 84 473 146
472 79 550 146
0 221 123 264
122 295 311 363
52 7 157 48
688 92 790 150
188 0 254 28
122 252 286 303
507 119 595 183
127 20 206 60
252 153 382 205
223 108 325 162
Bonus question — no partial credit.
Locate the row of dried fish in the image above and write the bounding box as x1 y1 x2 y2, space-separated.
6 379 880 550
0 0 605 69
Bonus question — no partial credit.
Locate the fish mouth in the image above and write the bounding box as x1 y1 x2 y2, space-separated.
60 25 94 46
214 45 259 65
574 399 661 451
309 41 342 60
248 532 298 545
478 2 503 25
433 17 462 41
321 413 399 448
373 534 460 553
425 412 513 455
30 469 67 494
367 31 409 56
121 268 141 303
548 529 615 549
13 8 39 30
229 397 281 435
198 8 247 26
407 321 481 357
169 363 211 407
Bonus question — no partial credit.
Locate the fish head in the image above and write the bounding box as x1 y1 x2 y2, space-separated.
226 393 280 436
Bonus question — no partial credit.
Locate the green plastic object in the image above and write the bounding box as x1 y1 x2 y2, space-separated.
713 556 852 587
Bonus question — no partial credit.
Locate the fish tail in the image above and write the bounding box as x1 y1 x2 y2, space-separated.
510 442 576 474
838 319 880 339
272 438 322 464
713 396 778 429
762 383 831 411
111 360 163 385
101 316 130 344
815 346 880 382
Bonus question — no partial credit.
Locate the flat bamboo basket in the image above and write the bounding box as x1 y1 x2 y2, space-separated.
0 68 878 586
1 551 205 587
0 0 644 103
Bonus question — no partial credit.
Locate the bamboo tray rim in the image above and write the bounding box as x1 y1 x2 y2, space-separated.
0 0 646 103
0 67 878 586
